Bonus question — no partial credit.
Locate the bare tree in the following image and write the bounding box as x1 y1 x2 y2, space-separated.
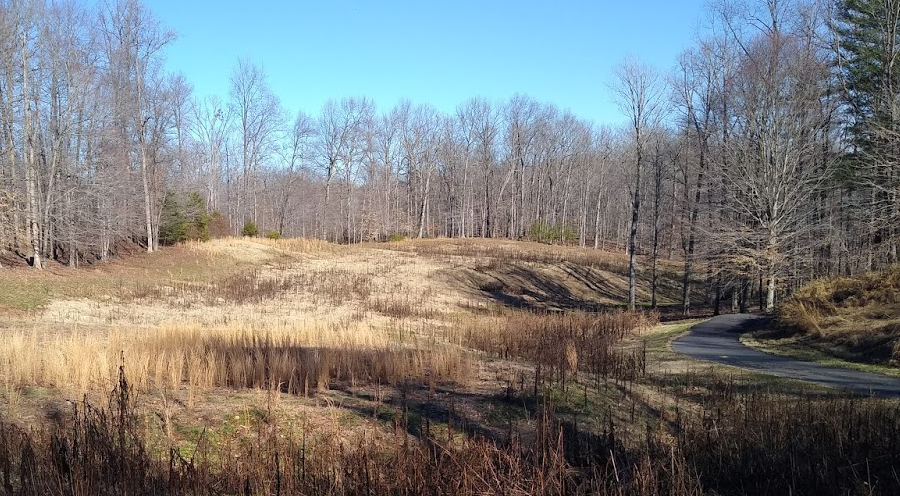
373 110 402 238
396 101 440 238
612 58 667 311
456 98 498 237
100 0 175 253
592 127 614 249
274 110 314 235
714 0 834 311
672 34 733 314
648 129 675 309
192 95 231 212
229 58 282 228
315 97 372 241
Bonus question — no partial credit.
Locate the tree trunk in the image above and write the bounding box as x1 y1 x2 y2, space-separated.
650 228 659 309
26 157 41 268
417 170 431 239
731 283 739 313
765 231 778 312
713 274 721 316
739 279 750 313
593 184 603 249
322 161 334 240
23 37 42 269
141 144 154 252
682 152 705 316
483 168 492 238
651 152 662 309
346 176 353 243
628 153 641 312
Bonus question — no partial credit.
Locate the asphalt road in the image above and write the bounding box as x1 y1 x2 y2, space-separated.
671 314 900 398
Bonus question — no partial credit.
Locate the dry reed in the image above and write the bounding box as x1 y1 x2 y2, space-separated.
0 323 473 396
447 309 656 386
3 366 898 495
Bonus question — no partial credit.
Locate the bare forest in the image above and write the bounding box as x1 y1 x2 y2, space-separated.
1 0 897 314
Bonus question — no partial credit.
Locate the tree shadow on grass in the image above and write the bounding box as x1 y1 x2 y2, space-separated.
445 260 710 317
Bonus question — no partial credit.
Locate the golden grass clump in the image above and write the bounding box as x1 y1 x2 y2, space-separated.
251 236 336 254
186 236 336 258
774 265 900 365
781 265 900 334
779 300 828 335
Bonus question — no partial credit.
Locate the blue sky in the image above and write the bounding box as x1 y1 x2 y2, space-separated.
145 0 707 126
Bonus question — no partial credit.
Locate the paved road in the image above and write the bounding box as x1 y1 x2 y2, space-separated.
672 314 900 398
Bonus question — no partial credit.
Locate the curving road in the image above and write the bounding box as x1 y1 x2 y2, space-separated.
672 314 900 398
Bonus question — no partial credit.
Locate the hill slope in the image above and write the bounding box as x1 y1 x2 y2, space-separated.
767 266 900 367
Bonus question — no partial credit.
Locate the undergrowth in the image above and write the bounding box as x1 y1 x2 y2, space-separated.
2 365 899 495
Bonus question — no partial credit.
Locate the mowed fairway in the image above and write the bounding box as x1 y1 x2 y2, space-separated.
0 238 898 495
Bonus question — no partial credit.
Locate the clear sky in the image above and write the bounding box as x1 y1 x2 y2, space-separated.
144 0 708 126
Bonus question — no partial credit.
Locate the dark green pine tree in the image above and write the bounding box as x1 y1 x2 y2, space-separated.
833 0 900 264
834 0 900 152
158 191 211 245
158 192 188 246
185 192 211 242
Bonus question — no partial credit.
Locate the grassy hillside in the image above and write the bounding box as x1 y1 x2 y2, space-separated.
765 265 900 367
1 238 897 495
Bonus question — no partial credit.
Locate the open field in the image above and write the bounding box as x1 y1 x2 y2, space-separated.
1 238 898 495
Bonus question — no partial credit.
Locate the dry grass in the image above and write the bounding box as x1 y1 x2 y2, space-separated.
191 236 337 259
3 358 900 495
0 238 668 450
0 373 678 496
0 239 273 312
447 309 657 384
3 237 900 495
777 265 900 365
0 323 473 399
381 238 690 310
1 237 660 410
380 237 632 270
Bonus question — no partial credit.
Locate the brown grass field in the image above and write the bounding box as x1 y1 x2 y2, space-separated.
0 238 898 495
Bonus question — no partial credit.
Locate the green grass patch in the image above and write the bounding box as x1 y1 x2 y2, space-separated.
0 242 274 311
0 278 52 311
644 320 701 354
482 399 530 425
645 366 840 400
741 333 900 378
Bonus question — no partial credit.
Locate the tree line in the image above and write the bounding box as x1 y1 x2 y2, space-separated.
0 0 897 313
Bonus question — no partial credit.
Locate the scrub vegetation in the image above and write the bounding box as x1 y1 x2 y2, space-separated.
0 238 897 495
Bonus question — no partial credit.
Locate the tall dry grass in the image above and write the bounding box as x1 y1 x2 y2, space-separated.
680 392 900 495
447 309 656 387
125 265 384 310
781 265 900 331
186 236 336 256
778 265 900 363
126 268 301 306
0 323 473 398
0 369 689 496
